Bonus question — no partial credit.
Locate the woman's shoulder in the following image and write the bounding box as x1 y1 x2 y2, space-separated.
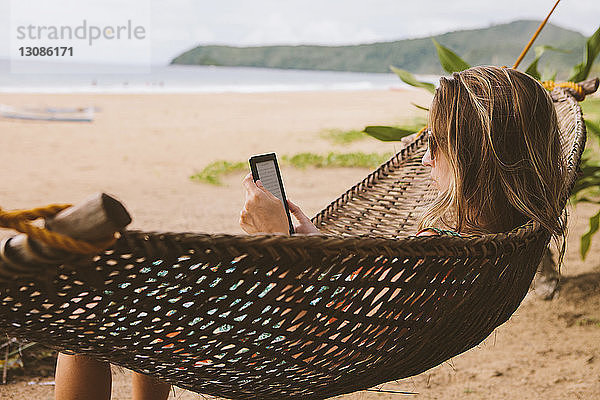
416 227 462 237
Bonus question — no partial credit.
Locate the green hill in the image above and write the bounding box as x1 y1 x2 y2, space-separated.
172 20 590 77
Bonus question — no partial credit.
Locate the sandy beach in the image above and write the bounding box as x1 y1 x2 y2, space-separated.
0 89 598 399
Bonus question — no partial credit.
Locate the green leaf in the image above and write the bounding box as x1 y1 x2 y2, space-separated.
390 66 436 94
431 38 470 74
364 126 420 142
569 26 600 82
585 120 600 143
411 102 430 111
541 70 557 82
581 209 600 260
525 45 567 81
572 196 600 205
572 178 600 195
579 164 600 177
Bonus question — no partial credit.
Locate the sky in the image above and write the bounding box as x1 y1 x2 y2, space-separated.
0 0 598 66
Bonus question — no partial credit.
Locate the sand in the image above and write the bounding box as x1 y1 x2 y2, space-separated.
0 89 598 399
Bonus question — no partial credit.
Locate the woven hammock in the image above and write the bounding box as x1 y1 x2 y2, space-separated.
0 81 597 400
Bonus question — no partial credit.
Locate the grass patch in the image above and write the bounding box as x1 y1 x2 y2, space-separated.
191 151 393 185
577 317 600 328
320 129 367 145
282 152 392 169
190 160 246 185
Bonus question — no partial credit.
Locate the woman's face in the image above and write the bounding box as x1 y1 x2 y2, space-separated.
422 134 452 191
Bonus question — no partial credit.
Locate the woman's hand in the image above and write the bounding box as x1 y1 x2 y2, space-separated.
240 173 290 234
240 173 320 235
287 199 320 234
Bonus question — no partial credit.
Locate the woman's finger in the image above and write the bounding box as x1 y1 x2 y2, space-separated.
255 180 281 203
242 173 259 193
287 199 309 221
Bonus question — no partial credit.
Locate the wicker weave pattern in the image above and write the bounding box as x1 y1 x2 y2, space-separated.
0 87 590 400
312 136 437 237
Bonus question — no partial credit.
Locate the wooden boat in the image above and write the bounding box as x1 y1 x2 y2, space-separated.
0 104 94 122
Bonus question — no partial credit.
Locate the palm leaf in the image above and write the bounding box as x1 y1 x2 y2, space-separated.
390 66 436 94
569 26 600 82
581 209 600 259
585 120 600 143
431 38 470 74
411 102 430 111
524 45 568 80
363 126 419 141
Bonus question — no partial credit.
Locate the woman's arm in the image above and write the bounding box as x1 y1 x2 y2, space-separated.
240 173 319 235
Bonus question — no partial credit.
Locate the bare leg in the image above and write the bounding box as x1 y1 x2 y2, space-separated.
55 352 112 400
132 371 171 400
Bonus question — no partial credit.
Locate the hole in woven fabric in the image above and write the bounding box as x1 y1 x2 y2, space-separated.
210 277 223 287
390 268 406 282
258 283 276 298
246 282 260 294
229 280 244 291
371 287 389 305
261 305 272 314
389 288 402 302
199 321 214 330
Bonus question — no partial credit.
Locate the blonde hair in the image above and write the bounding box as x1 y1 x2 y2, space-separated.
419 66 567 245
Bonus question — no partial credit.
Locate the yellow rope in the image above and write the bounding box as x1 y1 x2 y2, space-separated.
0 204 117 255
513 0 562 69
541 80 586 100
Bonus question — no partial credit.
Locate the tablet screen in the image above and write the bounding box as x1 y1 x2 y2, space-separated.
255 160 285 203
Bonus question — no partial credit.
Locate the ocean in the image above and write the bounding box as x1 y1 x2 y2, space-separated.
0 60 437 94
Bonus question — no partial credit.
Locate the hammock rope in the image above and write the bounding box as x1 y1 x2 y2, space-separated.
0 204 116 255
542 80 586 100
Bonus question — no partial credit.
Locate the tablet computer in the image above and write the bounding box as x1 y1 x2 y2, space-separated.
249 153 295 235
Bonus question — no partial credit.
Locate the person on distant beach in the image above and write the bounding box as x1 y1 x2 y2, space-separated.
55 66 566 400
241 65 567 244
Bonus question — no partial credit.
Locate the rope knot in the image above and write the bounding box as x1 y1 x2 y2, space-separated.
0 204 116 255
542 80 586 101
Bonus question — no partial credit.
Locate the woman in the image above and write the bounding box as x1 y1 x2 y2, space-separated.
55 66 566 399
241 65 566 245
